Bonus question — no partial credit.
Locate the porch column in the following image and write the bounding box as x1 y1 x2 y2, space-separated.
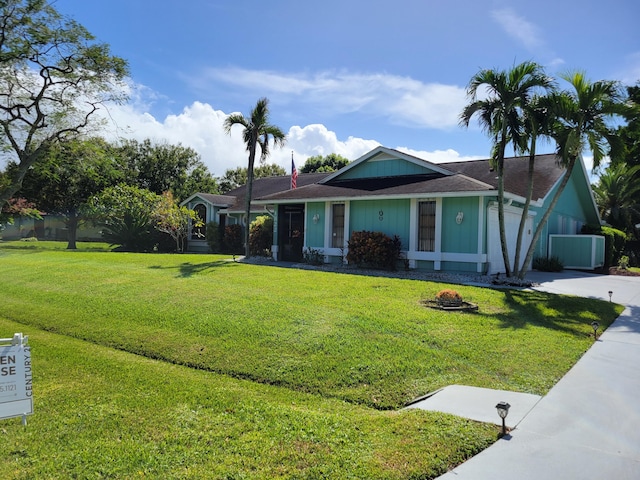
408 199 417 269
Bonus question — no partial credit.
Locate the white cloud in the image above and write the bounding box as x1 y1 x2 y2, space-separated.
619 52 640 85
396 147 483 164
491 8 543 51
95 95 479 179
189 68 468 130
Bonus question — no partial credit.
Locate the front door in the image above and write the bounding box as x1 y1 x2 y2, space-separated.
279 204 305 261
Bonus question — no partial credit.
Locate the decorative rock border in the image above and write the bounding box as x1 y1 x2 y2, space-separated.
421 300 479 312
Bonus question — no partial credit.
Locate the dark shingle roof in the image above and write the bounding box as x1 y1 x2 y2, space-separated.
193 193 237 206
224 172 330 212
253 154 565 203
446 154 564 201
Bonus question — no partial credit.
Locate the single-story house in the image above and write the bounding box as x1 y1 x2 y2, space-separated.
184 146 604 273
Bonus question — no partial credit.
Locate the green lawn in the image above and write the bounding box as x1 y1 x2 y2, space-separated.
0 242 624 478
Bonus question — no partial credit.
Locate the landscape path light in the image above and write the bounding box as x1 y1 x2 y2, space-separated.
591 321 599 340
495 401 510 437
608 290 613 302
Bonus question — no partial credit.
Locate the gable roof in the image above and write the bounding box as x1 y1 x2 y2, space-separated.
254 152 571 205
181 192 237 207
446 154 565 203
320 146 454 183
223 172 330 213
183 149 577 215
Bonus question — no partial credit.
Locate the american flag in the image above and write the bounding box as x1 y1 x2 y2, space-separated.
291 156 298 189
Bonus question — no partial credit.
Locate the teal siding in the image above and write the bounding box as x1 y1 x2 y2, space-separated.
441 197 479 254
306 202 325 248
441 261 477 274
340 159 437 179
595 236 605 265
349 199 410 248
549 235 605 269
415 260 436 271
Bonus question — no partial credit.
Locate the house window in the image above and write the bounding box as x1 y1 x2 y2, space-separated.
331 203 345 248
192 203 206 239
418 200 436 251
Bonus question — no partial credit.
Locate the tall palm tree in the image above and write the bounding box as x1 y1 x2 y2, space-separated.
592 163 640 234
223 98 286 257
518 72 627 277
460 61 553 276
512 95 556 278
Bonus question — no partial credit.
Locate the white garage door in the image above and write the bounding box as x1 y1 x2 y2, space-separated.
487 206 533 274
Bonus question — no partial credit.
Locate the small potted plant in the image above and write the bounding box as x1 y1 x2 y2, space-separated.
435 289 463 307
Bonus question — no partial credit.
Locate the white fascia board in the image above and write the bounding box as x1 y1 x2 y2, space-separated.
253 190 498 205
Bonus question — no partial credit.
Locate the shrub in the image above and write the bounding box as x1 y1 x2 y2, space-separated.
533 255 564 272
303 247 324 265
89 184 160 252
151 230 177 253
205 221 222 253
582 224 628 268
435 289 462 305
618 255 630 270
223 224 244 254
249 215 273 256
346 230 403 271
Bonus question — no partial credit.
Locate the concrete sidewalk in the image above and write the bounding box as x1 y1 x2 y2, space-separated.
435 271 640 479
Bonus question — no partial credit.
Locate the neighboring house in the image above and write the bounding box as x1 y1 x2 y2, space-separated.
184 146 603 274
0 213 102 242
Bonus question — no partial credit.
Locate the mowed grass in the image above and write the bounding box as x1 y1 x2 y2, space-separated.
0 317 496 479
0 242 624 478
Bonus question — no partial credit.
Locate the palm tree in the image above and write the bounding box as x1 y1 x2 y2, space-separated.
518 72 627 277
223 98 286 257
512 95 556 278
460 62 553 276
592 163 640 234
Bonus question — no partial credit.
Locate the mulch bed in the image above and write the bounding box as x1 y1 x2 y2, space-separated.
608 267 640 277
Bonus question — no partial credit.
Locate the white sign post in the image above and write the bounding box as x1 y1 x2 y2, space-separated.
0 333 33 425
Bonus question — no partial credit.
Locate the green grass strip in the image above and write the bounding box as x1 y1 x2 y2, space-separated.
0 317 496 479
0 246 622 410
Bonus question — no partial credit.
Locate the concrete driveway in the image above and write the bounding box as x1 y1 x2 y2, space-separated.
435 270 640 480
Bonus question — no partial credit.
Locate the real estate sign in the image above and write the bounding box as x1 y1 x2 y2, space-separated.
0 333 33 422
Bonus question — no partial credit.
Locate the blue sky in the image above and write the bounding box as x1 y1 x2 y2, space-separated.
55 0 640 177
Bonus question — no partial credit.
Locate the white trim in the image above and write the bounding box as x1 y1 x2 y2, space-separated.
477 197 484 273
409 199 418 268
406 251 488 263
253 190 497 206
323 203 332 253
434 198 443 270
343 201 351 263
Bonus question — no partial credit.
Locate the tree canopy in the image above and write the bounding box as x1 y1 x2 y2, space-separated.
218 164 286 193
0 0 129 206
114 139 218 201
19 137 120 248
300 153 350 173
613 82 640 168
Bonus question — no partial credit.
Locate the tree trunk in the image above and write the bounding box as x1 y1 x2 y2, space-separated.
66 210 79 250
513 135 537 278
495 134 512 277
518 156 577 279
244 135 258 258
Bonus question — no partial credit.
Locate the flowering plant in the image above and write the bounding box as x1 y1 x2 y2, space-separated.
435 289 462 305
